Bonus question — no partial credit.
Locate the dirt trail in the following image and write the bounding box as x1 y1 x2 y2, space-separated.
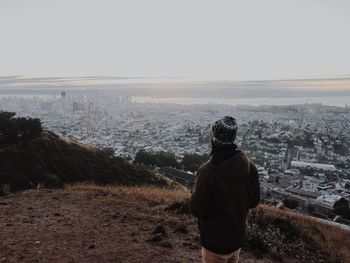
0 188 277 263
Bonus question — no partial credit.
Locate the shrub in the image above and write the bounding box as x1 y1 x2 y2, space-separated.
333 198 350 220
181 153 209 172
283 198 298 209
0 111 42 144
134 149 180 168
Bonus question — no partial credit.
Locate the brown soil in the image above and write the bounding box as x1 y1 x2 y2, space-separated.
0 186 280 263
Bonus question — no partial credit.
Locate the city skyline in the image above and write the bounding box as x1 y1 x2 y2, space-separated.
1 75 350 100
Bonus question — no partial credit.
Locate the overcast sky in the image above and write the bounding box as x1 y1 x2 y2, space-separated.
1 0 350 81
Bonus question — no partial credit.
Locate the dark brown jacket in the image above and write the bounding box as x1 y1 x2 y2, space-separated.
189 151 260 254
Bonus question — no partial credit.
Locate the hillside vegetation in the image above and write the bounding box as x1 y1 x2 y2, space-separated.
0 130 168 195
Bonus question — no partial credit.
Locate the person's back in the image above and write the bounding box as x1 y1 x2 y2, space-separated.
189 116 260 263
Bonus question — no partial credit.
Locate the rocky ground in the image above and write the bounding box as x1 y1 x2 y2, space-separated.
0 186 279 263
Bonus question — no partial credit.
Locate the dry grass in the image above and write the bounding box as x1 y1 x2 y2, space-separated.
264 205 349 257
41 131 99 153
65 183 190 204
59 135 99 153
248 205 350 262
65 184 350 262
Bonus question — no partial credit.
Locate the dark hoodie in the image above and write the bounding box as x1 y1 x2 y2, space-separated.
189 148 260 254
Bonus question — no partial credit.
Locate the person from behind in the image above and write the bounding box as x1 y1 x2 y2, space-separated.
189 116 260 263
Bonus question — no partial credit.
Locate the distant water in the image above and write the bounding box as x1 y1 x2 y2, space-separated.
0 94 52 99
133 96 350 107
1 93 349 107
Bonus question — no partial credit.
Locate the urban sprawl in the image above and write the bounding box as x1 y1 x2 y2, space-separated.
1 91 350 227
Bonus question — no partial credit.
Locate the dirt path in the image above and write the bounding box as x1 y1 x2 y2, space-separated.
0 188 277 263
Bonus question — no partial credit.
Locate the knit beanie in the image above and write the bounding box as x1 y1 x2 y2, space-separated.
210 116 238 145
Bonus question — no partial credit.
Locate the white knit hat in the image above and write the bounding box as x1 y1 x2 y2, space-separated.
210 116 238 145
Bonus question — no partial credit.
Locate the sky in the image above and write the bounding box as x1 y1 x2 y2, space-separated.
0 0 350 81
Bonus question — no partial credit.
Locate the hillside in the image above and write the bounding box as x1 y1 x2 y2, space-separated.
0 185 349 263
0 123 349 262
0 131 169 195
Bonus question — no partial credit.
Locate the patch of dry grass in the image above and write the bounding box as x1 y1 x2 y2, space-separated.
263 205 349 258
57 135 99 153
248 205 350 262
65 183 190 204
40 131 98 153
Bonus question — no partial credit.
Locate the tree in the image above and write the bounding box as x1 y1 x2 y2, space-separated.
255 129 263 140
0 111 42 144
283 199 298 209
182 153 209 172
155 151 180 168
333 144 348 156
134 149 154 166
0 111 16 119
134 149 180 168
0 115 18 143
16 117 42 140
345 182 350 190
333 198 350 220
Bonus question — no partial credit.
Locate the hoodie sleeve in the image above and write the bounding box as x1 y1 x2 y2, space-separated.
189 167 211 218
248 161 260 209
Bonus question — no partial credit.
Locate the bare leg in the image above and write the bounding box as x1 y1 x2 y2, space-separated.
202 247 241 263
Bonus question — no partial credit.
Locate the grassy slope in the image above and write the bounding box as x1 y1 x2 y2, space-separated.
0 131 168 194
246 205 350 262
0 184 276 263
0 183 348 262
69 184 350 263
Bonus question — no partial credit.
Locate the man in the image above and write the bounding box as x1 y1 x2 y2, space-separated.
189 116 260 263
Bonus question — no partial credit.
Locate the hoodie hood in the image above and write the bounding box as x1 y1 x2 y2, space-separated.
209 151 250 182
